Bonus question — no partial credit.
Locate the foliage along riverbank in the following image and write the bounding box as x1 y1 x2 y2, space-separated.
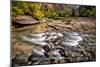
12 1 96 21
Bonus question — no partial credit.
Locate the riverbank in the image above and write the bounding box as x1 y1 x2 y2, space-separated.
11 17 96 66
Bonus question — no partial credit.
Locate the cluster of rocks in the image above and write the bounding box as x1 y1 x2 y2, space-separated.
12 31 96 67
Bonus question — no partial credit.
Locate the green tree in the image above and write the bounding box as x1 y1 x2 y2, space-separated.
31 3 44 20
12 1 45 20
79 6 96 17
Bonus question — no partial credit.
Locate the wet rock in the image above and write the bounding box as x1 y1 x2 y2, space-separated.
32 47 45 56
28 56 43 65
43 45 51 52
12 55 28 66
12 31 96 65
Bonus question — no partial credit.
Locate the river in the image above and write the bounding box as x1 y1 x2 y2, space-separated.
12 29 96 66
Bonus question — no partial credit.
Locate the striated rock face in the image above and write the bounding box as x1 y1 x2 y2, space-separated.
12 15 39 24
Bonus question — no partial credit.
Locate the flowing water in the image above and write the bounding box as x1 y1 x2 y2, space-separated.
12 30 96 66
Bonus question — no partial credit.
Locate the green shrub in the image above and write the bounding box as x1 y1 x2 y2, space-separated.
79 6 96 17
31 3 44 20
12 1 96 19
45 9 58 19
12 1 45 20
12 7 24 16
32 10 44 20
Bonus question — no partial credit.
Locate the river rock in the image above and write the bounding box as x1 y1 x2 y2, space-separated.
12 15 39 24
12 31 96 65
